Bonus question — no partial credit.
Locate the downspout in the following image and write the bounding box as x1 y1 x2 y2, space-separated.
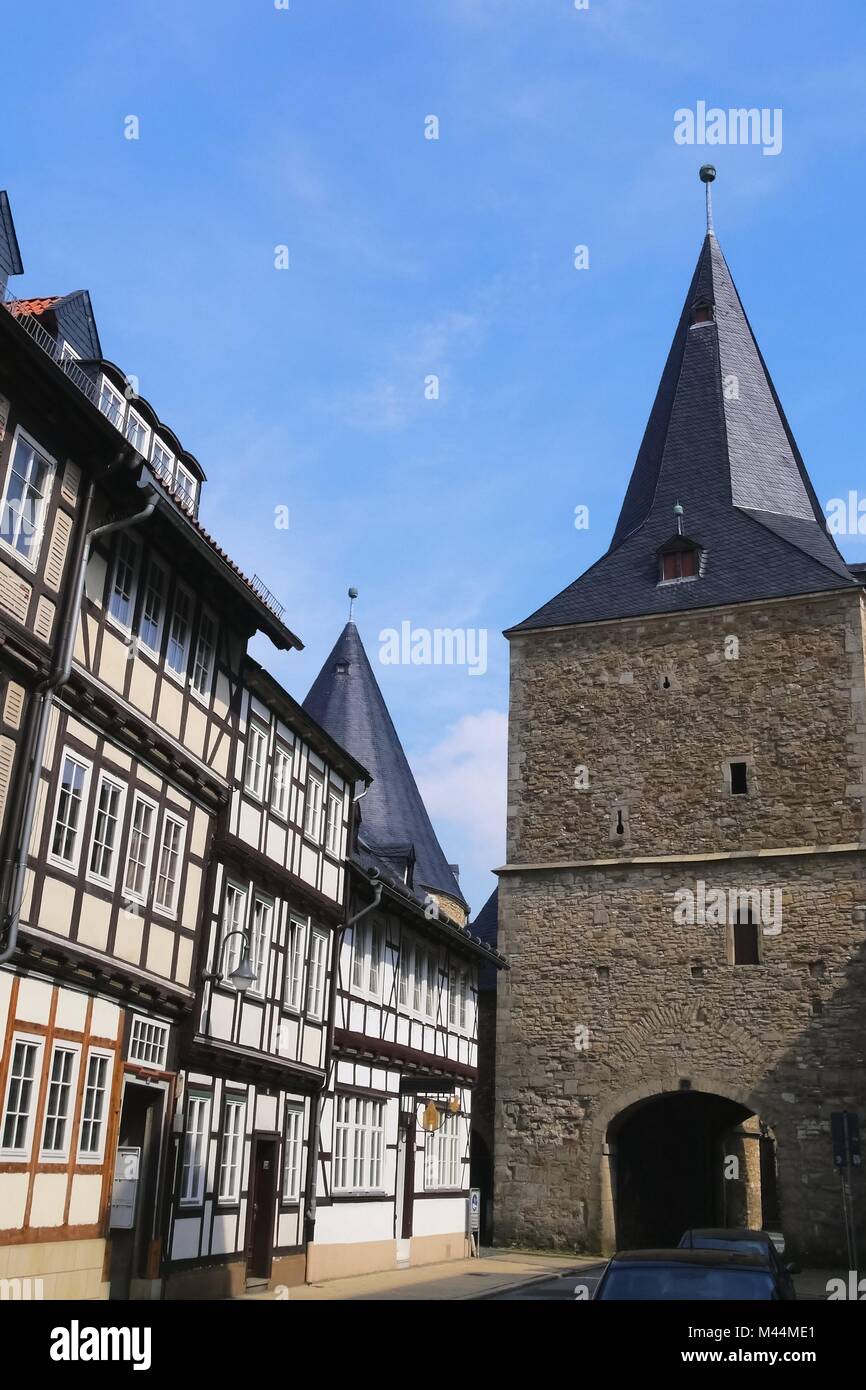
302 864 382 1254
0 482 158 964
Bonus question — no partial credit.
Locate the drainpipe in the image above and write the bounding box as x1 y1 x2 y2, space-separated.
0 482 158 964
302 867 383 1254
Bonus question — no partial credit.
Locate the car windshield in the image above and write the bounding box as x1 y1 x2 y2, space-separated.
598 1265 776 1300
688 1237 768 1256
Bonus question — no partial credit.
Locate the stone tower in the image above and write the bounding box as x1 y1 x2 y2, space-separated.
495 188 866 1263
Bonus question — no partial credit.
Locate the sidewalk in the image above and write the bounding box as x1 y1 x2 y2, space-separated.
246 1248 596 1301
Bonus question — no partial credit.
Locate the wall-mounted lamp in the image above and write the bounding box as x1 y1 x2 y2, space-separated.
203 930 256 995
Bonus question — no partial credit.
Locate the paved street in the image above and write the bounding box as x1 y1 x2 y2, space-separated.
487 1261 607 1300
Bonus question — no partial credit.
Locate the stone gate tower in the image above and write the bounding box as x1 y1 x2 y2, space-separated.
495 177 866 1263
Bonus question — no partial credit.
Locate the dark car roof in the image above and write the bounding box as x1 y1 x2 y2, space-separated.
685 1228 771 1242
610 1249 769 1269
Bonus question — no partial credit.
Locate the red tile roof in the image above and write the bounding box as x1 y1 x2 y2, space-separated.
9 296 61 317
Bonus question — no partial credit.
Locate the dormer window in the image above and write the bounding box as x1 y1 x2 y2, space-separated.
658 531 701 584
690 296 714 326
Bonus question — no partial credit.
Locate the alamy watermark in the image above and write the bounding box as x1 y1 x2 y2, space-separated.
379 622 487 677
674 102 782 157
672 881 782 936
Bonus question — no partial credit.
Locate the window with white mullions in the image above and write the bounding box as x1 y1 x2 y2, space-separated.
449 967 468 1032
129 1017 168 1069
139 557 168 654
166 584 193 677
98 377 125 428
367 925 384 996
399 939 413 1008
88 773 125 884
0 430 54 565
221 882 248 979
332 1096 385 1192
325 789 342 855
180 1094 211 1205
218 1099 245 1204
174 462 197 511
41 1046 77 1155
285 916 307 1011
50 752 90 867
108 533 140 629
282 1106 303 1202
151 438 174 481
271 743 291 818
1 1038 42 1155
79 1053 111 1158
306 928 328 1019
244 723 267 799
250 897 273 996
425 1113 461 1191
303 771 324 840
191 610 217 699
154 813 185 915
124 408 150 457
124 793 156 902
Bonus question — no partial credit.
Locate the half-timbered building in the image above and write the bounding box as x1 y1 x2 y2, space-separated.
302 617 505 1279
162 660 368 1298
0 191 301 1299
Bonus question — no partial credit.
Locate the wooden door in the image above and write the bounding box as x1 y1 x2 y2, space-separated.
247 1137 278 1280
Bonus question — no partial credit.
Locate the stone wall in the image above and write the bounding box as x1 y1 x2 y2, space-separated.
496 588 866 1262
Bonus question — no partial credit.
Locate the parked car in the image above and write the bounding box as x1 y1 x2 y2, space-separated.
593 1248 795 1300
678 1227 798 1299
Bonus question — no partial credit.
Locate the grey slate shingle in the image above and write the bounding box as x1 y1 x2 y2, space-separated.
509 234 858 634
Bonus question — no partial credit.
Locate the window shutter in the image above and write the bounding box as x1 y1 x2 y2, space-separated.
3 682 24 729
43 509 74 591
60 461 82 507
0 735 15 829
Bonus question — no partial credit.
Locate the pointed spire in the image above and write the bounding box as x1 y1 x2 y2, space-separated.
509 197 858 635
303 622 466 908
700 163 716 236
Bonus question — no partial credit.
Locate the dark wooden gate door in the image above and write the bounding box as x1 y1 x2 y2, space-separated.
401 1121 415 1240
247 1137 278 1280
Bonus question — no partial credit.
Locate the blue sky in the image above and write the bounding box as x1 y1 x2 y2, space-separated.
4 0 866 913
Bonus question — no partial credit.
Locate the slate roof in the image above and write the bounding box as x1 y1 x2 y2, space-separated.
473 887 499 990
509 232 858 634
0 191 23 281
303 621 467 909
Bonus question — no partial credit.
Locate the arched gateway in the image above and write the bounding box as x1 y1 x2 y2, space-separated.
601 1089 780 1253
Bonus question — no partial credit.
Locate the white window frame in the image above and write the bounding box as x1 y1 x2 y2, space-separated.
173 461 197 512
150 437 175 482
425 1112 462 1191
39 1041 82 1162
180 1093 211 1206
86 769 127 888
153 811 186 918
123 789 158 905
129 1016 169 1070
221 881 249 981
367 924 384 998
303 770 324 841
48 749 92 872
306 927 328 1020
124 406 151 458
0 426 56 570
217 1096 245 1205
165 580 194 682
270 742 291 820
98 375 125 429
399 939 414 1010
190 607 217 703
0 1033 44 1159
249 896 273 998
77 1048 114 1163
282 1105 303 1203
59 340 80 363
138 555 169 657
244 721 268 800
285 915 307 1013
106 532 141 633
424 951 439 1021
325 788 343 857
332 1095 386 1194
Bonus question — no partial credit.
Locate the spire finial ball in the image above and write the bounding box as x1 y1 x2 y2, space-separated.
699 165 716 183
348 586 358 600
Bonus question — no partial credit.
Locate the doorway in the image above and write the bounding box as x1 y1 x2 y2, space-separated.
247 1135 278 1281
109 1079 166 1299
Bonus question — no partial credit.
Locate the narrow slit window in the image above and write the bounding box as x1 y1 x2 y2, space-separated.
733 910 760 965
730 761 749 796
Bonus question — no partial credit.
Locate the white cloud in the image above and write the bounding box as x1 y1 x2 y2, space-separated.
411 708 507 909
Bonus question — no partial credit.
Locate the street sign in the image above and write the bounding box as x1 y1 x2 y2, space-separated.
468 1187 481 1234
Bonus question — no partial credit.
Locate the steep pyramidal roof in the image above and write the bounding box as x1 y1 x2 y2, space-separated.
510 227 857 634
303 621 466 908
